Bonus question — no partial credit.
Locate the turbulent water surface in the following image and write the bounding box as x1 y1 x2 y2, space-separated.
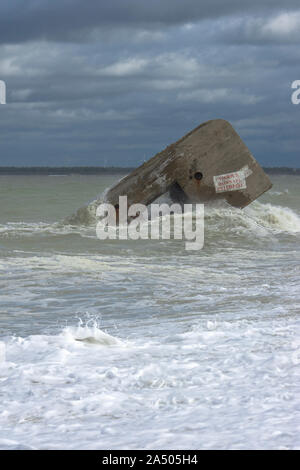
0 174 299 450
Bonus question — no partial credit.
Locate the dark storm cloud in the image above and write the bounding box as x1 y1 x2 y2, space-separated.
0 1 300 167
0 0 300 44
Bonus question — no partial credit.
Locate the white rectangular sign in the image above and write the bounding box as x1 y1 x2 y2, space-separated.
213 170 247 193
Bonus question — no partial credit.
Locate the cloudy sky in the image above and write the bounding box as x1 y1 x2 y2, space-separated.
0 0 299 167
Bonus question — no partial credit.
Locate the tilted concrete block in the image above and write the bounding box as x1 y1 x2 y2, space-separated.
106 119 272 209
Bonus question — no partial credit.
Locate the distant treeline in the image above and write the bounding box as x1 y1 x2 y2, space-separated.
0 166 135 175
0 166 299 175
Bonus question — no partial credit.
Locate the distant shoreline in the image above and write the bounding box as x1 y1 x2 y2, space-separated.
0 167 135 175
0 166 299 175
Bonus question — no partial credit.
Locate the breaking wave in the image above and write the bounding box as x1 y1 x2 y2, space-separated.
2 184 299 240
63 199 101 226
63 318 124 347
63 189 300 238
205 201 300 237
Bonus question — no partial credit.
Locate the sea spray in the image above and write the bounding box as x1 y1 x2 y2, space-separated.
62 317 124 347
0 342 5 363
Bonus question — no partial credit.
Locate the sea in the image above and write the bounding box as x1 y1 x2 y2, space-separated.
0 173 299 450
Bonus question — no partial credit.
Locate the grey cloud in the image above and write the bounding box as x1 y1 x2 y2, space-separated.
0 0 300 44
222 10 300 44
0 3 300 167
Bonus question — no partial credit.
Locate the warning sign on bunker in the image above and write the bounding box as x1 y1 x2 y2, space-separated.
213 171 247 193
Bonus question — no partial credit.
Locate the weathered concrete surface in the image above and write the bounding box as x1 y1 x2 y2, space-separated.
105 119 272 209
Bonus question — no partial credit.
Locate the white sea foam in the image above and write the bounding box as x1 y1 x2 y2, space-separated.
63 319 125 346
2 201 299 241
203 201 300 236
0 342 5 363
245 202 300 233
0 315 299 450
270 189 289 196
1 175 300 450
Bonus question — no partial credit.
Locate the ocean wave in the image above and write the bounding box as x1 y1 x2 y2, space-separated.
0 221 94 239
269 189 289 196
204 201 300 237
1 198 299 242
0 342 5 363
63 318 125 347
0 318 126 367
0 314 299 449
